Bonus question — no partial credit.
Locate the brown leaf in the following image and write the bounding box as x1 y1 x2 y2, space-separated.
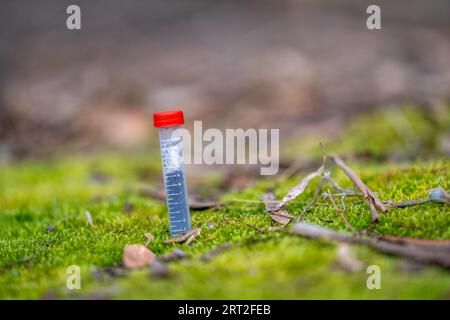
164 228 201 245
123 244 156 269
278 156 326 208
262 192 293 225
270 209 293 226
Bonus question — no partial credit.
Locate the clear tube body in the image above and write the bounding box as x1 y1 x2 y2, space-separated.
158 126 191 236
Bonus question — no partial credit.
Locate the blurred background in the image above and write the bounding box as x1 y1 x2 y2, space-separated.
0 0 449 163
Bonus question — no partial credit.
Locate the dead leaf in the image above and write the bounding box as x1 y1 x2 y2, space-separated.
123 244 156 269
164 228 201 245
278 156 326 208
262 192 293 225
269 209 293 226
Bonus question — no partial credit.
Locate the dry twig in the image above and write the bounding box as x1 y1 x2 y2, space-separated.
297 180 325 221
164 228 201 245
292 223 450 269
323 189 355 231
330 156 386 222
390 187 449 208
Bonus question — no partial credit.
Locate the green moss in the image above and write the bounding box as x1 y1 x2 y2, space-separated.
282 104 450 161
0 107 449 299
107 238 450 299
0 150 448 299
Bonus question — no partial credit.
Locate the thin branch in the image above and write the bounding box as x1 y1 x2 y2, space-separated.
322 193 361 198
297 180 324 221
378 235 450 250
330 155 386 222
324 189 355 231
390 199 431 208
228 198 278 204
322 171 360 196
292 223 450 269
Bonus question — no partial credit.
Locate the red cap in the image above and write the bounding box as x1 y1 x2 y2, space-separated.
153 110 185 128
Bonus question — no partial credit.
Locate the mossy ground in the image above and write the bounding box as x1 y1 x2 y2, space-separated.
0 106 449 299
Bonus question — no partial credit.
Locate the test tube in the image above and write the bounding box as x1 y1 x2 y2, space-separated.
153 110 191 236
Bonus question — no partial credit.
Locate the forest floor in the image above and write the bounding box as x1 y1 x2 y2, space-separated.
0 105 449 299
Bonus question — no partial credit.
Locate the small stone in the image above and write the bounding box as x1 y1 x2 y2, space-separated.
429 187 449 203
123 244 156 269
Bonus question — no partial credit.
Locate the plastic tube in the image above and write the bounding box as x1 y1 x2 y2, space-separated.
154 111 191 236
